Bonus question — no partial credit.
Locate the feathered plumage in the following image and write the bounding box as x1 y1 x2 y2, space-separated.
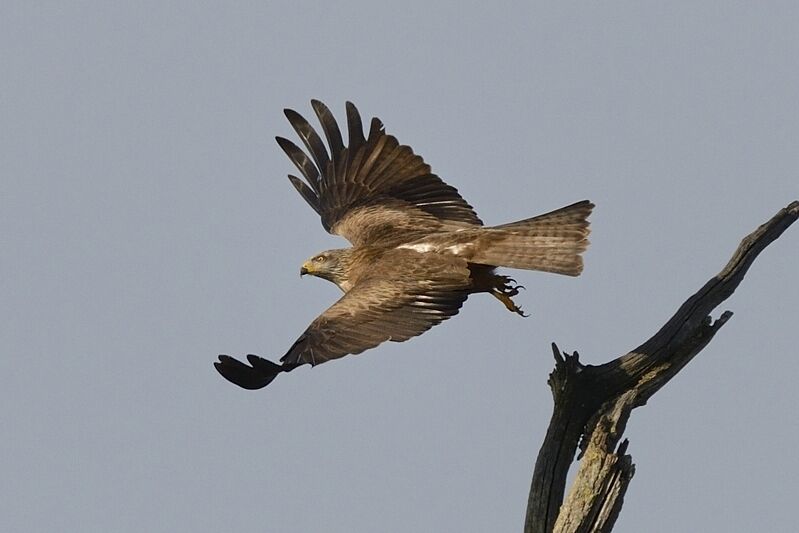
215 101 593 390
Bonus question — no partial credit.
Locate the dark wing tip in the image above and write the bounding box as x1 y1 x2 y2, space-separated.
274 135 293 150
367 117 384 141
283 108 310 130
283 107 330 173
310 99 345 164
288 175 322 215
214 354 283 390
345 101 366 149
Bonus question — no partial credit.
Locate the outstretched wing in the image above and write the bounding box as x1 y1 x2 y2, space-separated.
276 100 483 247
214 251 471 389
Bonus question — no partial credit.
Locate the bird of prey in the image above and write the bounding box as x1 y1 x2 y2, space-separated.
214 101 593 390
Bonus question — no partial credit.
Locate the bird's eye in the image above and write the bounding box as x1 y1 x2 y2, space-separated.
314 255 325 262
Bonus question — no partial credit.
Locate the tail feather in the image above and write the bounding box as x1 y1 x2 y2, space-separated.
470 200 593 276
493 200 594 231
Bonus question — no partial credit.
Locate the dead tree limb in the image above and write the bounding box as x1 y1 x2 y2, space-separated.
524 200 799 533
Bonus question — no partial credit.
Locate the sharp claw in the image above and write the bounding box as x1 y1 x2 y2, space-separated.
513 306 529 317
491 275 530 316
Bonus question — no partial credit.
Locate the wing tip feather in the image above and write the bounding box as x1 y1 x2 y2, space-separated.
214 354 283 390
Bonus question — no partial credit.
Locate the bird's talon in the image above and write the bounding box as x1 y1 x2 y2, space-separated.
490 275 530 315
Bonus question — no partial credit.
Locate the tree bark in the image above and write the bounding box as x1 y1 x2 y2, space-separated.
524 200 799 533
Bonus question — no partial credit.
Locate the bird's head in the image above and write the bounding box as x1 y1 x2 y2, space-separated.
300 249 351 290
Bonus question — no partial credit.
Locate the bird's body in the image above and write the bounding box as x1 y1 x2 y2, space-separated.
215 101 594 390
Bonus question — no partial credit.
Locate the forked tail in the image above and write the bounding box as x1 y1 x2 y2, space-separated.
469 200 594 276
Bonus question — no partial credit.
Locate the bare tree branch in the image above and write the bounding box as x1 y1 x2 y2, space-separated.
524 200 799 533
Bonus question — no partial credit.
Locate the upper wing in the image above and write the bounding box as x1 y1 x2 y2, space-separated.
276 100 482 247
214 251 471 389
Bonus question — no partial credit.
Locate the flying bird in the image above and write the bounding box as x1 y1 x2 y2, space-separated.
214 101 593 390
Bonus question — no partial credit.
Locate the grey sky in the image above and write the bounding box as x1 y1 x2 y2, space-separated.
2 2 797 532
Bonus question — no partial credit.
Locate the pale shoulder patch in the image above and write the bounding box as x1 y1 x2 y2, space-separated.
397 242 437 253
446 243 473 255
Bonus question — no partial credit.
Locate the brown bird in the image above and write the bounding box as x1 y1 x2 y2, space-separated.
214 101 593 390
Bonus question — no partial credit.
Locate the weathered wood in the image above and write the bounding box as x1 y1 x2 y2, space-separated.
524 200 799 533
525 348 599 533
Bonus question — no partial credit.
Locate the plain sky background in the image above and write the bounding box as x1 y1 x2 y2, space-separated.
2 2 798 532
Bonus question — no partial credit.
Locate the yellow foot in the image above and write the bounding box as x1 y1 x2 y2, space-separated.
491 276 528 317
